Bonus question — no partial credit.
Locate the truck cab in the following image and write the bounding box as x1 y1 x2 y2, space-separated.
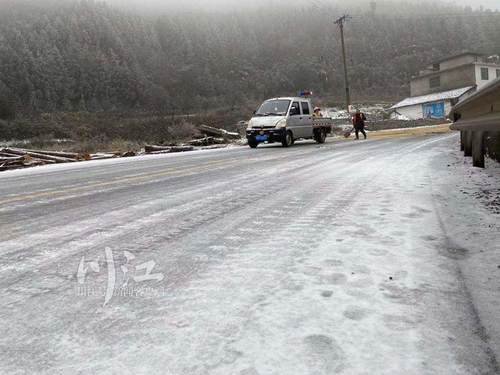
246 97 332 148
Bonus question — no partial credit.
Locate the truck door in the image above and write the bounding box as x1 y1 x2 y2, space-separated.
300 101 313 138
288 101 302 138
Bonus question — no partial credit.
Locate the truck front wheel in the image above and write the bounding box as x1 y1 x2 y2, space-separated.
248 138 258 148
282 131 293 148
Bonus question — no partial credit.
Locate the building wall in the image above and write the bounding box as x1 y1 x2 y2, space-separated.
439 54 480 71
391 106 418 120
411 65 476 96
411 62 500 97
392 100 453 120
475 64 500 89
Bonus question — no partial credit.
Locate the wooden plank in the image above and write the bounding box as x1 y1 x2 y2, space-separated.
89 153 117 160
199 125 240 139
145 145 171 153
4 148 76 163
169 146 194 153
0 156 24 162
0 164 25 171
146 146 195 154
0 151 25 158
23 149 80 159
188 137 226 146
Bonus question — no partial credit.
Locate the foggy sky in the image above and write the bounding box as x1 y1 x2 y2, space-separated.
451 0 500 9
106 0 500 12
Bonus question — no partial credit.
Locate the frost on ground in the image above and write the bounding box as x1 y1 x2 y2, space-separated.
0 134 499 374
432 146 500 362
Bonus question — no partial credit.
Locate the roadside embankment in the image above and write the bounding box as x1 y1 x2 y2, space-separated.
367 124 452 139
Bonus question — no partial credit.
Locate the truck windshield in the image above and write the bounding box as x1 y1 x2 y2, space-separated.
255 100 290 116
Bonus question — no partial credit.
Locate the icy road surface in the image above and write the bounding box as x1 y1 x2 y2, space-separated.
1 134 499 374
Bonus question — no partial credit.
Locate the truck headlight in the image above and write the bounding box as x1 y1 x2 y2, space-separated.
246 120 254 130
275 119 287 129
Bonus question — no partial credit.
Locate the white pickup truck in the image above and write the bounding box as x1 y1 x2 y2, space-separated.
246 97 334 148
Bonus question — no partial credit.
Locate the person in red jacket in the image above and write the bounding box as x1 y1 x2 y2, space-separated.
352 109 367 140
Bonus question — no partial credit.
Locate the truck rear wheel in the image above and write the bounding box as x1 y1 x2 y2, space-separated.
282 131 293 148
314 129 326 144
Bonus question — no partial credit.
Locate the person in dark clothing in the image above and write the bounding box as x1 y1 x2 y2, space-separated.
352 109 367 140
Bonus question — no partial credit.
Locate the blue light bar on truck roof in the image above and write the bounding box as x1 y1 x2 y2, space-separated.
299 90 313 97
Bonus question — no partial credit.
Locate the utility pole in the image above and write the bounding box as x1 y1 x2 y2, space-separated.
335 15 351 112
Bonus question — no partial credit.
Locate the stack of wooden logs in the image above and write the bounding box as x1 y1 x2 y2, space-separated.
144 125 241 155
1 125 243 170
199 125 240 140
0 147 118 171
144 145 195 154
188 136 226 147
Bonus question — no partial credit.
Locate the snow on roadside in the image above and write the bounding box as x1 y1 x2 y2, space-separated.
430 140 500 362
0 144 241 179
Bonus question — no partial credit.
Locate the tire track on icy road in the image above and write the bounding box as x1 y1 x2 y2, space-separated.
0 138 393 282
0 138 398 251
1 133 393 374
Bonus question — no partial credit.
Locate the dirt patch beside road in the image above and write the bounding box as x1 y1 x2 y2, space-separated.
367 124 452 139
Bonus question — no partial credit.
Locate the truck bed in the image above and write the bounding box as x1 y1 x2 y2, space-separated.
312 117 334 130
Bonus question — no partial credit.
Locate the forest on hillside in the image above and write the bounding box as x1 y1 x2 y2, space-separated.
0 0 500 118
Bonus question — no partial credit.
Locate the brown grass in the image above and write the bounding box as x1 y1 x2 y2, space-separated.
333 124 452 143
367 124 452 139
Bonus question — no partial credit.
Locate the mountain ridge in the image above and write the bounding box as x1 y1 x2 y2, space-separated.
0 0 499 116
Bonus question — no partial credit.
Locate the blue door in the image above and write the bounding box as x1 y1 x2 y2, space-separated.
422 102 445 119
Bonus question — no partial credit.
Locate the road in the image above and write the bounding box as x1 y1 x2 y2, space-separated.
1 134 499 374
